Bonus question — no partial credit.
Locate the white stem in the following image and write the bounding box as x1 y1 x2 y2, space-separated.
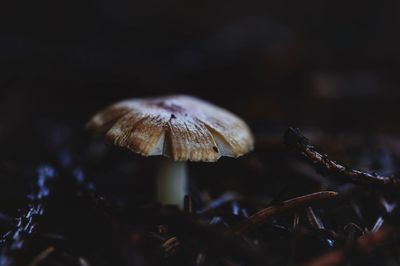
156 159 187 209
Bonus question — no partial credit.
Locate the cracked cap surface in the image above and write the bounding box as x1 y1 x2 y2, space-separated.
87 95 254 162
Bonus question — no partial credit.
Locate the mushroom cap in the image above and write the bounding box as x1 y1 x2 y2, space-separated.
87 95 254 162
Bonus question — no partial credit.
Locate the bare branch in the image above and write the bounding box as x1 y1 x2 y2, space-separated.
284 127 400 188
235 191 338 234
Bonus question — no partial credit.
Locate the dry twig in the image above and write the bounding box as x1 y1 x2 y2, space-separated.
284 127 400 188
235 191 338 233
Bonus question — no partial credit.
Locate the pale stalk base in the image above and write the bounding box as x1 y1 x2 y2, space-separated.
156 159 187 209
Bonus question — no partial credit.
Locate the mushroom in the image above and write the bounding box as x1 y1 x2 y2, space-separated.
87 95 254 208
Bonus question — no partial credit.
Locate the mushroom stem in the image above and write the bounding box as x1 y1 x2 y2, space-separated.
156 158 188 209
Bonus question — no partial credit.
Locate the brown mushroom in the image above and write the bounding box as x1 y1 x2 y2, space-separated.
87 95 254 208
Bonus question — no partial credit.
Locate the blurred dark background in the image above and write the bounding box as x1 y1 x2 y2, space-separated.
1 0 400 160
2 3 400 265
